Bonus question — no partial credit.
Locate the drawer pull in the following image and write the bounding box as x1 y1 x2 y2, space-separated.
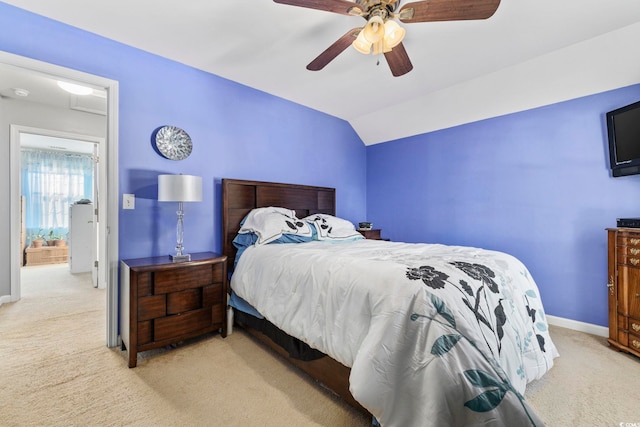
631 248 640 255
631 258 640 266
632 323 640 332
633 340 640 350
631 238 640 245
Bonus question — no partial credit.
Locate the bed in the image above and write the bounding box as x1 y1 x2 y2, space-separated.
222 178 557 426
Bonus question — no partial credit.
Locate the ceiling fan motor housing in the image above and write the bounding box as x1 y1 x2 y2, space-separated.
355 0 399 21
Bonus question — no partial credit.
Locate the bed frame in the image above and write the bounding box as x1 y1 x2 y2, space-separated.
221 178 368 414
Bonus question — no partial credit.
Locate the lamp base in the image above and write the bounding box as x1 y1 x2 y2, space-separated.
171 253 191 262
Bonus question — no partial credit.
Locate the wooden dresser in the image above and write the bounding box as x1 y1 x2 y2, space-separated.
120 252 227 367
607 228 640 357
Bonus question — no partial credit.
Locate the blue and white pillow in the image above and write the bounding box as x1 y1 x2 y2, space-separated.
238 206 313 245
303 214 364 241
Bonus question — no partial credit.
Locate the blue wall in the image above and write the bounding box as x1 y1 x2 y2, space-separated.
367 85 640 326
0 2 367 261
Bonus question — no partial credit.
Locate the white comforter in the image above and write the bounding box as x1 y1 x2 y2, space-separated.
231 239 558 426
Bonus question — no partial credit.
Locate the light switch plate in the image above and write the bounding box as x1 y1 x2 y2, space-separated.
123 193 135 210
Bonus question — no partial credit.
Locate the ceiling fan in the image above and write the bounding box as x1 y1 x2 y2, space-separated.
274 0 501 77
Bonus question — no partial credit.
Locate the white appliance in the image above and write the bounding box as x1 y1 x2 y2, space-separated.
69 203 94 273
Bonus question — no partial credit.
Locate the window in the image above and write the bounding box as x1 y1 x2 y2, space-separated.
21 149 93 243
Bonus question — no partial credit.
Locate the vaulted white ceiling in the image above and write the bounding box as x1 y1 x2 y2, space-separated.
3 0 640 145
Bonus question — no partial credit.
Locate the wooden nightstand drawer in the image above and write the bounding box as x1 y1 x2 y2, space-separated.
155 264 213 294
167 288 201 314
120 252 228 368
138 295 166 321
155 307 212 342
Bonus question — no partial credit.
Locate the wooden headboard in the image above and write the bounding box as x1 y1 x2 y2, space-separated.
222 178 336 270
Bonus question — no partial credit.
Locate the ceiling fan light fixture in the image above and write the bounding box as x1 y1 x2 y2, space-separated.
362 15 385 43
383 20 405 49
352 30 372 54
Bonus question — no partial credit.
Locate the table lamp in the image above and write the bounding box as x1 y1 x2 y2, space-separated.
158 174 202 262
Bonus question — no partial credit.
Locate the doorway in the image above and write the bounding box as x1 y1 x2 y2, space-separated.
18 131 101 287
2 51 119 347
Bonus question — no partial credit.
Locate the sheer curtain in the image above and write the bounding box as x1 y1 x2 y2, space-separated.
21 149 94 244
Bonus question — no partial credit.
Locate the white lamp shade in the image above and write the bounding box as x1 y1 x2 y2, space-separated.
158 174 202 202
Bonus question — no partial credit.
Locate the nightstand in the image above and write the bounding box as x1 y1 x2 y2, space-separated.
120 252 227 368
358 229 384 240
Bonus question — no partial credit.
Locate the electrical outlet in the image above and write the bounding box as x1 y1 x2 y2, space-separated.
123 193 135 210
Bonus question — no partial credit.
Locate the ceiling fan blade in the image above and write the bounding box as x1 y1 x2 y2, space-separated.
399 0 501 23
384 43 413 77
307 28 361 71
274 0 363 16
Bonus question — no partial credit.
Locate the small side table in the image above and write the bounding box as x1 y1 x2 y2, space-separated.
120 252 227 367
358 229 384 240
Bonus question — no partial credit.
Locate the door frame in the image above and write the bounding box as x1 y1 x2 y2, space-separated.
4 51 119 347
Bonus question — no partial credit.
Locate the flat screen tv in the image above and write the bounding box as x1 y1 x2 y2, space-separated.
607 100 640 177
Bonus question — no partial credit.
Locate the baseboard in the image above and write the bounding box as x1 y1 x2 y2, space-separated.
546 314 608 337
0 294 12 307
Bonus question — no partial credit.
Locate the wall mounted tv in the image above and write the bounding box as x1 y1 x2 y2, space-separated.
607 100 640 177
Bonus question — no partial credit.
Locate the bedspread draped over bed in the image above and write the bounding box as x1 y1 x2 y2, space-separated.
231 239 558 427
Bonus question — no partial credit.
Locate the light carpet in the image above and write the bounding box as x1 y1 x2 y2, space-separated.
1 264 639 426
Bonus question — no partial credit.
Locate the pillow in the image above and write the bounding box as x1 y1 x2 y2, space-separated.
238 207 312 245
303 214 364 241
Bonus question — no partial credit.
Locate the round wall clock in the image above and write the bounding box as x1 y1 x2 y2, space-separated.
154 126 192 160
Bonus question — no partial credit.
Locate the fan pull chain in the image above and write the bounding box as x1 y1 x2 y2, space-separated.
375 39 383 66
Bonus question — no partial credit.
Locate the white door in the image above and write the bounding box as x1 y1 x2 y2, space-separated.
92 143 99 286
